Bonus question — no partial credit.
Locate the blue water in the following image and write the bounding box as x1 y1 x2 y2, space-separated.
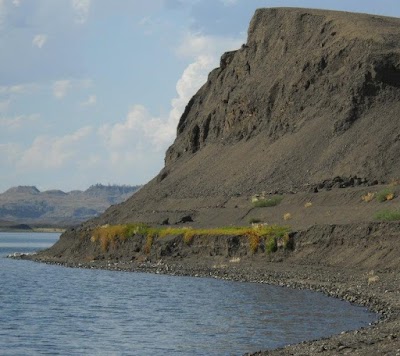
0 232 376 355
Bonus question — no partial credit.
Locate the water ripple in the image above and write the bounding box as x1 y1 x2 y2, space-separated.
0 233 377 355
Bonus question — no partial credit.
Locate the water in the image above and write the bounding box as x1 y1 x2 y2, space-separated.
0 232 377 355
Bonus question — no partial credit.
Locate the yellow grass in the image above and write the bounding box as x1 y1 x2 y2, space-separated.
283 213 292 220
361 192 375 202
386 193 395 201
304 202 312 208
90 224 290 254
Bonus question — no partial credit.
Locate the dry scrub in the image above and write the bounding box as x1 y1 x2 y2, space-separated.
90 224 290 254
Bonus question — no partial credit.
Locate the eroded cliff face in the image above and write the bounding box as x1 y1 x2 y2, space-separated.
85 8 400 227
165 8 400 167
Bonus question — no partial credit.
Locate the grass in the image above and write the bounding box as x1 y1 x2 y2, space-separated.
90 223 290 254
252 195 283 207
246 230 261 253
374 209 400 221
376 188 395 202
361 192 375 202
91 223 153 252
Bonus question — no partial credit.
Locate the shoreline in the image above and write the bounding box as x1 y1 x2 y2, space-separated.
16 253 400 355
0 227 66 233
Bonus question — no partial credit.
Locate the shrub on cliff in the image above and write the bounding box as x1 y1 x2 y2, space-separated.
252 195 283 207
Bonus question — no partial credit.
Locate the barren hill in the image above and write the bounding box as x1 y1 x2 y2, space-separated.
85 8 400 228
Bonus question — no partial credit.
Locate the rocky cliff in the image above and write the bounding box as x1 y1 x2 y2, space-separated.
86 8 400 228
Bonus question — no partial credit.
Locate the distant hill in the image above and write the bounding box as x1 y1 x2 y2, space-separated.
0 184 141 228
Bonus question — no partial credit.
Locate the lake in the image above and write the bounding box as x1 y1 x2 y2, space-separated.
0 232 377 355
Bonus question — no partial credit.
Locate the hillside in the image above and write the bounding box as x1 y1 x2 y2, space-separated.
0 184 141 228
81 7 400 229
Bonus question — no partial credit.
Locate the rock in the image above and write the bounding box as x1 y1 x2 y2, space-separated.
177 215 193 223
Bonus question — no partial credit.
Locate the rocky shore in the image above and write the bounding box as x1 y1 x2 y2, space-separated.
15 222 400 355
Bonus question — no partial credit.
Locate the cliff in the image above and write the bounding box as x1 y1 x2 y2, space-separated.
85 8 400 228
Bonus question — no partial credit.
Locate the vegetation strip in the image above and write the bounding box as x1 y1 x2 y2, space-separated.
90 223 291 254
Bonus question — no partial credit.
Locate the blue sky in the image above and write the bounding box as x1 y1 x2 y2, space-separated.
1 0 399 192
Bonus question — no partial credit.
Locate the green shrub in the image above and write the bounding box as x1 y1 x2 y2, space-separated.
374 209 400 221
252 195 283 207
376 188 395 202
249 218 262 224
265 236 278 254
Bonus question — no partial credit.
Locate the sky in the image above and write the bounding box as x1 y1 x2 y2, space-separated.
1 0 400 193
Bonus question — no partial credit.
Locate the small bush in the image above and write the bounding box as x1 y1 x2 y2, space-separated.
361 192 375 202
252 195 283 207
304 202 312 208
376 188 395 202
183 230 195 245
144 231 155 254
249 217 262 224
265 236 278 254
91 224 130 252
283 213 292 221
374 209 400 221
247 230 261 253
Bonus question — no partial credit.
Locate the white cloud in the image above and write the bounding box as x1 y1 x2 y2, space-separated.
32 34 48 49
99 32 243 166
169 33 242 136
52 79 92 99
18 126 93 169
99 105 164 150
0 83 39 96
176 32 242 59
53 80 71 98
0 142 22 164
0 31 244 190
81 94 96 106
72 0 91 24
12 0 21 7
0 99 10 112
219 0 238 6
0 0 6 29
0 114 39 129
